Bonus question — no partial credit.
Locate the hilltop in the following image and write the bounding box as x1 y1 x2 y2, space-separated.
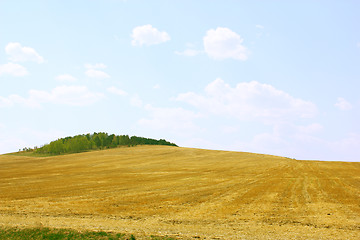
19 132 177 155
0 146 359 239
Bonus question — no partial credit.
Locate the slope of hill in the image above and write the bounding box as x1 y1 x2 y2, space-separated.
0 146 359 239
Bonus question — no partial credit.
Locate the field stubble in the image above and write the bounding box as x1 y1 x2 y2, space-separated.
0 146 359 239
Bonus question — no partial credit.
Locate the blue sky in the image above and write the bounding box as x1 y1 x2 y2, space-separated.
1 0 359 161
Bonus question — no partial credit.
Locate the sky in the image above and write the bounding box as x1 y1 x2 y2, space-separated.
1 0 360 161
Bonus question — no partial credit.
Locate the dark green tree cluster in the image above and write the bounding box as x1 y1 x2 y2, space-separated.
34 133 177 155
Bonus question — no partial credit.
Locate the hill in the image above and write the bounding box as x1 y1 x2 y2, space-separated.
0 146 359 239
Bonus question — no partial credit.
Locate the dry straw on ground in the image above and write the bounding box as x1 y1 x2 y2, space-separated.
0 146 359 239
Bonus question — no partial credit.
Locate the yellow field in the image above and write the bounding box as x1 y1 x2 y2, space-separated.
0 146 359 239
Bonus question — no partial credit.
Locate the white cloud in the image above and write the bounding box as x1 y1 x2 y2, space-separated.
335 97 352 111
84 63 110 78
31 85 104 106
131 24 170 46
357 42 360 48
5 42 44 63
130 94 143 107
0 85 104 108
177 78 317 123
107 86 128 96
256 24 264 29
56 74 77 82
203 27 249 60
85 69 110 78
175 49 200 57
175 43 201 56
0 96 12 107
0 62 28 77
0 94 27 108
0 94 28 107
153 84 160 89
138 104 202 134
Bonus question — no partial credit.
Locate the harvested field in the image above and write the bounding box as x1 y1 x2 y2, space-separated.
0 146 359 239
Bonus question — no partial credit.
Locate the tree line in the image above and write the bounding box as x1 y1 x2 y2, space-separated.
25 133 177 155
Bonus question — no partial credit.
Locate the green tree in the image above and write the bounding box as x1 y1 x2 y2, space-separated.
110 135 118 148
94 135 102 148
33 132 177 155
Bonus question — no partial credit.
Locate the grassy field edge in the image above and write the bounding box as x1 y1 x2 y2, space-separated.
0 227 176 240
